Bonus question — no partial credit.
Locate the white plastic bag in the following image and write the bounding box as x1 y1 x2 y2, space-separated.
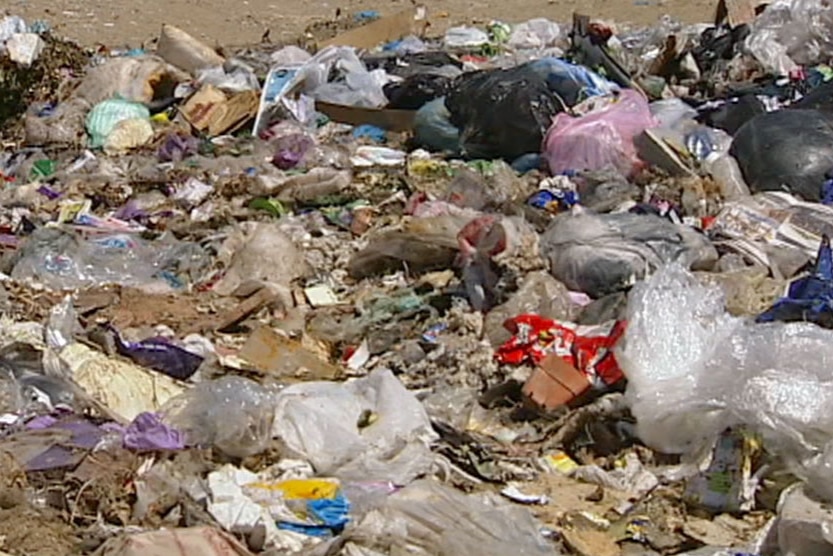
272 369 437 484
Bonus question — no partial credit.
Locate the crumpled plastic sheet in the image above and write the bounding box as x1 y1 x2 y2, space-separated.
340 479 559 556
745 0 833 75
617 263 833 502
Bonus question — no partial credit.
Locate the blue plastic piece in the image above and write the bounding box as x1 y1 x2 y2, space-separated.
352 124 386 143
757 235 833 327
276 492 351 538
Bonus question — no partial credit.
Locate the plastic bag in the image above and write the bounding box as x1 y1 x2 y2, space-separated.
745 0 833 75
212 222 309 296
413 97 461 154
10 227 210 291
508 19 562 51
543 89 657 176
343 479 558 556
525 57 619 108
730 109 833 202
384 74 452 110
161 376 276 458
271 369 437 484
290 46 388 108
85 99 150 149
446 63 565 161
541 209 718 298
617 263 833 502
73 56 185 106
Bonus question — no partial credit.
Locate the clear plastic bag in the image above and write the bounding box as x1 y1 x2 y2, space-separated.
10 227 210 291
618 263 833 502
344 479 559 556
543 89 657 176
161 376 276 458
745 0 833 75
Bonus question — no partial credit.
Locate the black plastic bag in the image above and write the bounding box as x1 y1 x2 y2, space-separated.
384 74 452 110
445 65 565 161
697 94 765 135
730 109 833 202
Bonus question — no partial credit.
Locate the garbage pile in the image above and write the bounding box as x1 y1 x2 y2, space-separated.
4 1 833 554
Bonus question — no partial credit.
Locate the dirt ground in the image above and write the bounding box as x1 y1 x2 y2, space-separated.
10 0 719 49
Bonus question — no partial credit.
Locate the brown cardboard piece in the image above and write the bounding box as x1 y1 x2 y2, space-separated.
180 84 259 137
523 354 591 411
319 6 428 50
239 326 341 382
315 101 416 132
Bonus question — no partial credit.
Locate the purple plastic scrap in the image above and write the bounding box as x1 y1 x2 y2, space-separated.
123 412 185 451
111 327 203 380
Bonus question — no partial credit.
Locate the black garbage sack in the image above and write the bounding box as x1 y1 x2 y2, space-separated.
541 210 718 298
364 51 463 77
791 80 833 113
696 94 766 135
445 64 566 161
730 109 833 202
384 74 453 110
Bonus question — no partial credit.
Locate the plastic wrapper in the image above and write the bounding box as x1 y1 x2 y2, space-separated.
10 227 210 291
271 369 437 484
710 191 833 270
444 26 490 48
341 479 558 556
617 263 833 502
541 209 718 298
731 109 833 202
543 89 657 176
161 376 276 458
111 326 204 380
122 412 185 451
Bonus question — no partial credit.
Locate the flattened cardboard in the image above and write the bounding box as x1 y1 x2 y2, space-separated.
316 101 416 132
180 84 259 137
319 6 428 50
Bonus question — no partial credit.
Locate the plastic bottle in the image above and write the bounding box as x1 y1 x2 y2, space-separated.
703 152 750 201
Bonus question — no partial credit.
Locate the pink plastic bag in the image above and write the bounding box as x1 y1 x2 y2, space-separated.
542 89 657 176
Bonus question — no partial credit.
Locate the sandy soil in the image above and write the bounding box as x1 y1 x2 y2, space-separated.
9 0 719 49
